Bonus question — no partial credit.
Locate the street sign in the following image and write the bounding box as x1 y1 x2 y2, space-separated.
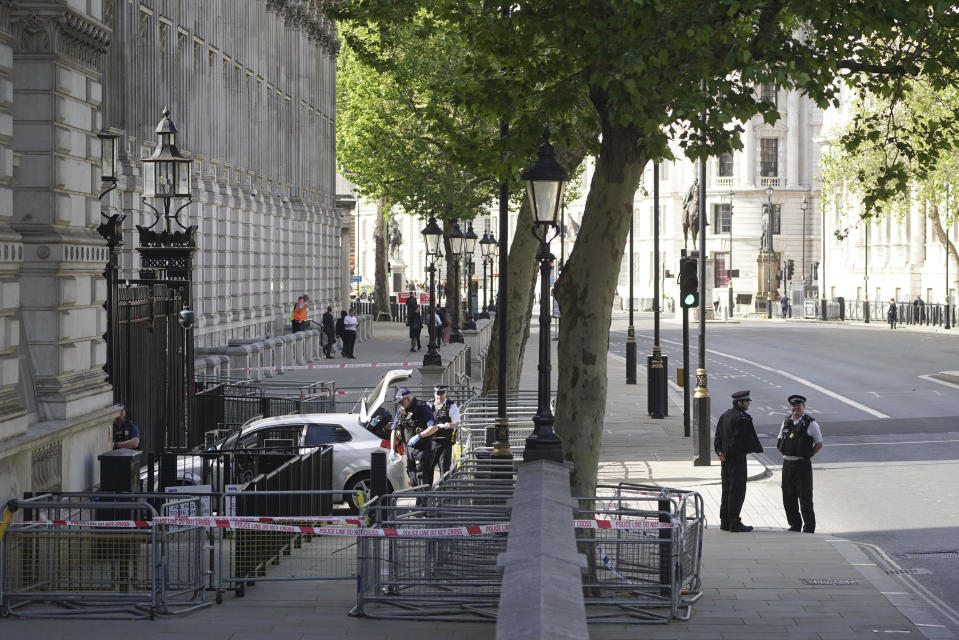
397 291 412 303
419 293 430 304
350 275 362 283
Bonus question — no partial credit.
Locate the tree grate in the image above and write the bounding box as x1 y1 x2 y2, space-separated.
902 551 959 559
801 578 862 585
884 568 932 575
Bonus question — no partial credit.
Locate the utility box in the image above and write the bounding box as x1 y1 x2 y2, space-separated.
98 448 143 493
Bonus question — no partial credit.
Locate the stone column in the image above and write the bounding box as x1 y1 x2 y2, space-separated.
11 2 113 421
786 90 800 189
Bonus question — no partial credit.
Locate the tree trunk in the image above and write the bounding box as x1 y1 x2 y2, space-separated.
482 143 594 394
442 220 461 326
929 202 959 291
553 128 645 498
373 198 391 318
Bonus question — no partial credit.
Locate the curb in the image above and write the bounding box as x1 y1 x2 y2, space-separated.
746 453 770 482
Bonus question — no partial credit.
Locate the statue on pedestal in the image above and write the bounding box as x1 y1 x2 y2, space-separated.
682 179 699 249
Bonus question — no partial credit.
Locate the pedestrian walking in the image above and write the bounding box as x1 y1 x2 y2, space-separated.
439 306 452 344
343 308 358 358
335 310 346 355
405 289 418 317
292 294 309 332
777 394 823 533
914 295 924 323
714 390 763 532
407 307 423 351
321 306 336 358
390 388 436 487
427 385 460 480
780 293 789 318
887 298 898 329
111 403 141 450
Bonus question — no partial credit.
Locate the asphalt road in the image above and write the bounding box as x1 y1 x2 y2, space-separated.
611 316 959 634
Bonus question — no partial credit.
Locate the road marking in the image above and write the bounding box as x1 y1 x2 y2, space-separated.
637 334 890 419
824 439 959 447
918 374 959 391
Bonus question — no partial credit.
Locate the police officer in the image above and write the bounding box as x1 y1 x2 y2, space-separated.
714 390 763 532
777 394 823 533
427 385 460 479
112 403 141 450
389 388 436 487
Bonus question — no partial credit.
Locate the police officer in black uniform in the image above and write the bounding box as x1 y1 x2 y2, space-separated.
389 388 436 487
777 394 824 533
112 403 141 450
427 385 460 479
714 390 763 532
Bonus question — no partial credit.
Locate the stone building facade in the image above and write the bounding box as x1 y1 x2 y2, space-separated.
0 0 345 502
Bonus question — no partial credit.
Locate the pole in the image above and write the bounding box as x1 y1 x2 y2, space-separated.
650 163 666 418
822 199 827 320
864 223 870 323
682 299 690 437
693 147 711 465
524 235 562 463
423 259 441 366
626 212 636 384
728 190 734 317
493 7 511 456
947 186 951 330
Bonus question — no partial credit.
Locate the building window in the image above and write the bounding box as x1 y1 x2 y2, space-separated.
714 204 731 234
714 252 730 287
760 139 778 177
718 153 734 177
761 83 777 107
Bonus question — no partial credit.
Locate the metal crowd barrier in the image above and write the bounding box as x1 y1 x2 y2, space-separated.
0 496 209 619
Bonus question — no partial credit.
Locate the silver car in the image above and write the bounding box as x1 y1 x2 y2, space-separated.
156 369 412 512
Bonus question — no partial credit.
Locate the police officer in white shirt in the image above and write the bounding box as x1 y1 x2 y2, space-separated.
776 394 824 533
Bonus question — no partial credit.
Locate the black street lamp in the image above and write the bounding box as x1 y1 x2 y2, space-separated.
447 221 465 343
421 216 444 366
801 195 809 288
626 211 636 384
478 231 494 319
97 130 123 393
727 188 735 317
487 235 498 312
462 222 479 330
139 107 195 451
521 128 569 464
765 185 775 319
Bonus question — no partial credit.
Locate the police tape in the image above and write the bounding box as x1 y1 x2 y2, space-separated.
234 362 415 372
13 517 676 534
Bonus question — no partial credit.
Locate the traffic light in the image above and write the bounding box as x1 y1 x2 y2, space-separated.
786 259 795 281
678 257 699 308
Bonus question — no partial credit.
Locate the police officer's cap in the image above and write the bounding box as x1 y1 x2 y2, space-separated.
731 390 751 401
433 384 449 393
788 394 806 405
394 388 412 402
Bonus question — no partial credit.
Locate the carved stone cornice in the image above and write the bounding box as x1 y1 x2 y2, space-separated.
0 0 15 37
265 0 340 55
11 4 111 69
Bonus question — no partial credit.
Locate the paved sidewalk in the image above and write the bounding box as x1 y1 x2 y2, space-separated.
2 321 953 639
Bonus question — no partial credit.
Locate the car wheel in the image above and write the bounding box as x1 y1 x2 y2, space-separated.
345 473 371 514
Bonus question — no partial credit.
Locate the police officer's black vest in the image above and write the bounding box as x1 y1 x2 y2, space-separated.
777 414 814 458
113 420 140 450
429 399 456 446
398 400 431 451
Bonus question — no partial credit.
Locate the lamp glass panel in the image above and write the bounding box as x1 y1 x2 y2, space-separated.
450 233 464 257
157 160 176 196
527 180 563 224
424 231 442 256
464 233 477 256
143 162 156 197
177 162 191 197
100 137 115 180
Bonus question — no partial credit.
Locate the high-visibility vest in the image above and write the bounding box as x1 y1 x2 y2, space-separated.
293 300 308 322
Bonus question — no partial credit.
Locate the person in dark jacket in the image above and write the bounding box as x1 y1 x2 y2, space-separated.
407 307 423 351
335 310 346 356
112 403 141 450
322 306 336 358
714 389 763 532
390 389 436 487
887 298 898 329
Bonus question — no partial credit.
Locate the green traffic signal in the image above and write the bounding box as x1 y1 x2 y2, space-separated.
683 293 697 306
679 256 699 308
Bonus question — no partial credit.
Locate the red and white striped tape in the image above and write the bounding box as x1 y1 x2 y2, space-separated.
235 362 414 372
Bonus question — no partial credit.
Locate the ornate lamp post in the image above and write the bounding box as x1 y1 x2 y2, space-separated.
447 221 466 343
139 107 194 450
487 236 498 312
97 130 122 392
421 216 444 366
478 231 494 319
462 222 479 330
727 187 735 316
522 128 569 463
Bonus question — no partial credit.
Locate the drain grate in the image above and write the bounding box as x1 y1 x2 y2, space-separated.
884 568 932 576
801 578 862 585
902 550 959 559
